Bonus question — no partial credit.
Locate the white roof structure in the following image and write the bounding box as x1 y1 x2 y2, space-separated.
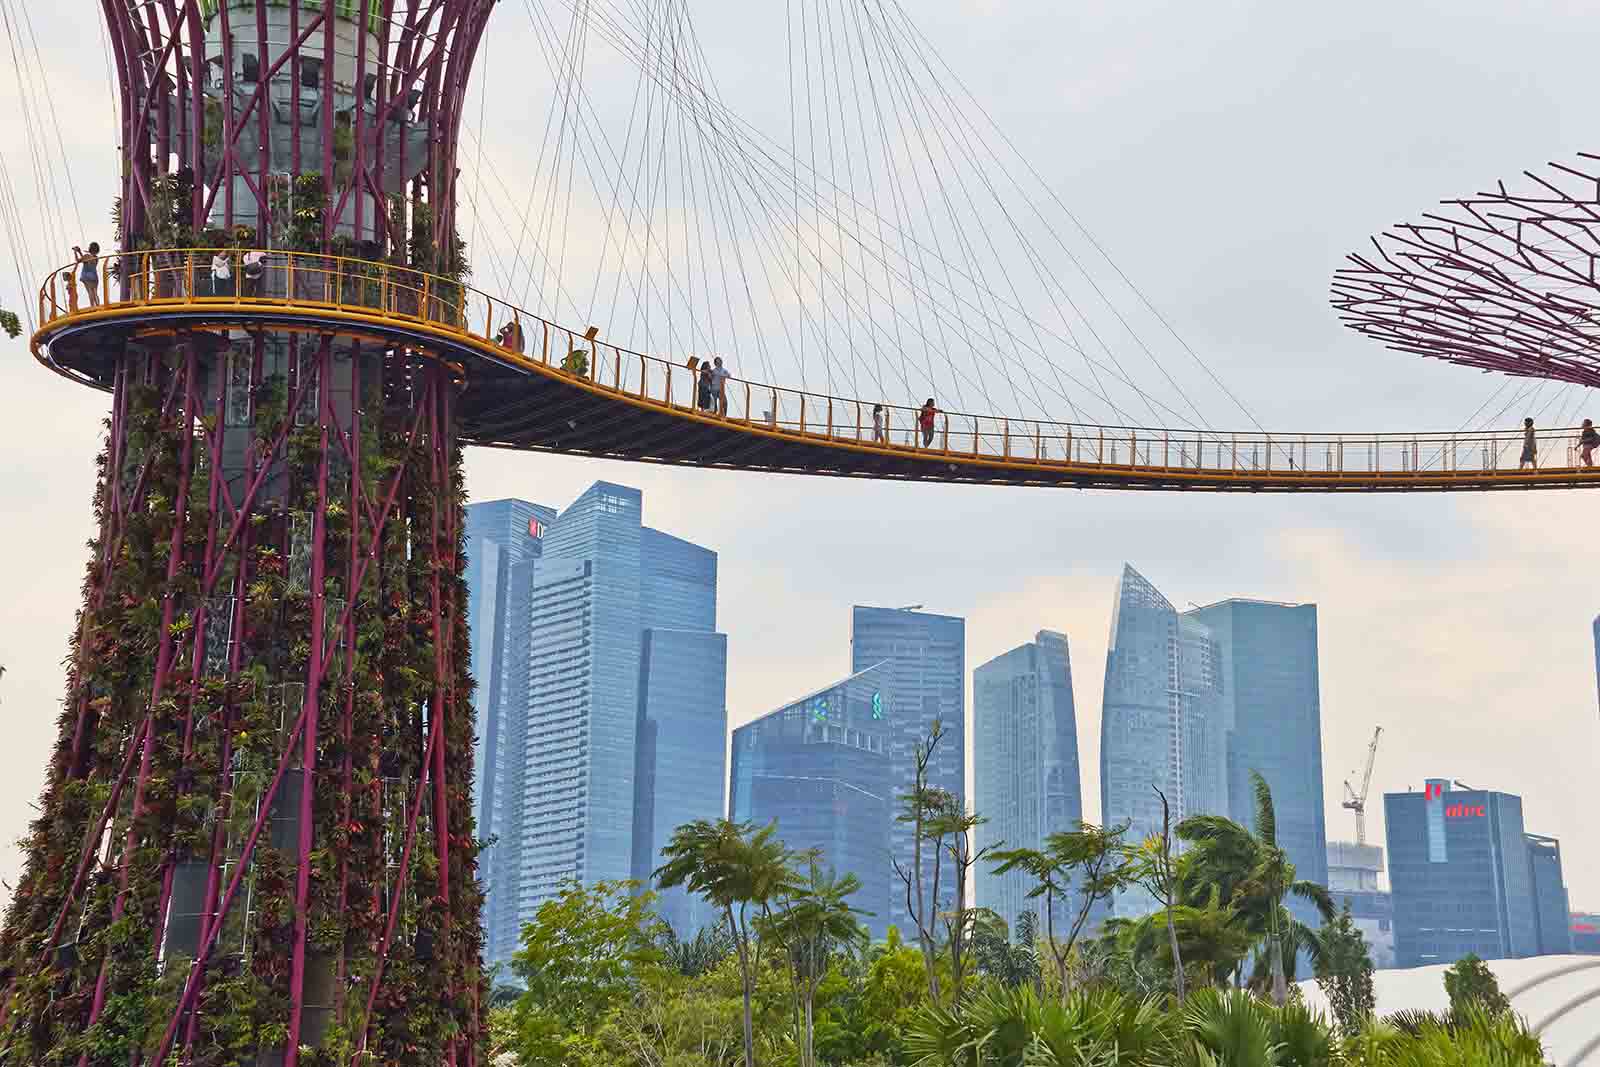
1300 956 1600 1066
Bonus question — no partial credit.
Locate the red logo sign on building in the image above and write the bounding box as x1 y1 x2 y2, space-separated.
528 517 545 538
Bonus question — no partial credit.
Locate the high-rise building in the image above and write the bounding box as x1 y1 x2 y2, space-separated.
1185 599 1328 913
730 666 895 938
632 529 729 935
973 631 1083 936
1384 780 1539 967
1527 834 1573 956
520 482 727 939
850 606 965 934
1327 841 1395 969
1100 565 1225 917
465 499 557 968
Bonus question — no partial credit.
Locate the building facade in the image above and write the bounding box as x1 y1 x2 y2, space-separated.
465 498 557 969
1527 834 1573 956
631 529 729 935
1185 599 1328 915
973 631 1083 935
1100 566 1224 915
1327 841 1395 969
1384 780 1539 967
850 606 965 934
730 666 895 938
520 483 727 942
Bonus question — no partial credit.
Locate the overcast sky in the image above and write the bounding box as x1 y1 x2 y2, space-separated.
2 0 1599 911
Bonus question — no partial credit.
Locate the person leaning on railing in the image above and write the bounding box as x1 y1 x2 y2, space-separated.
242 249 265 297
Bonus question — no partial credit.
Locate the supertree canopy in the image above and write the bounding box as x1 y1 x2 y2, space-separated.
1333 153 1600 389
0 1 495 1064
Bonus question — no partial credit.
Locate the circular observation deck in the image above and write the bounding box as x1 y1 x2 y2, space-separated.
33 250 1600 493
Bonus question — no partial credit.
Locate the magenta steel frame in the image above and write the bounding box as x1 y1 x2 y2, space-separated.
1333 153 1600 388
0 1 494 1064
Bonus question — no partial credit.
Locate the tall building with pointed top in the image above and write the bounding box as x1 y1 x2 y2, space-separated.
850 606 965 935
1100 566 1224 914
465 498 557 971
973 631 1083 935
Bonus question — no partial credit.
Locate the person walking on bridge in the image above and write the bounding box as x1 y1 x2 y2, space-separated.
1581 419 1600 468
1520 417 1537 469
918 398 938 448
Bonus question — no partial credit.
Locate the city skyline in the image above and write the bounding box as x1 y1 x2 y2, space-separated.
460 489 1595 936
8 0 1600 922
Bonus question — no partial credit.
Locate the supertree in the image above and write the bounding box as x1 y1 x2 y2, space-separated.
1333 153 1600 388
1 1 495 1064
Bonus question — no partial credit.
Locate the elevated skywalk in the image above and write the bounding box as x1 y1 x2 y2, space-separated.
33 250 1600 492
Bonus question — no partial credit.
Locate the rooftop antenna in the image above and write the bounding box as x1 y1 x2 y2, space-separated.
1341 725 1383 845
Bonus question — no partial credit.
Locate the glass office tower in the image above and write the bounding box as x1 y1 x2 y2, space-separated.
464 498 557 969
973 631 1083 935
850 606 965 934
1185 599 1329 913
1527 834 1573 956
730 666 895 938
1100 566 1224 916
520 483 727 939
632 529 728 935
1384 780 1539 967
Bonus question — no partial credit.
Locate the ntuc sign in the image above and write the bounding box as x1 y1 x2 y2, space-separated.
1425 782 1485 817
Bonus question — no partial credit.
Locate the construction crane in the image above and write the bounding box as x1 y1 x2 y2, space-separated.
1341 726 1383 845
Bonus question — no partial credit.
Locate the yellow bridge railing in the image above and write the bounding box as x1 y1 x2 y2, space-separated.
35 249 1600 482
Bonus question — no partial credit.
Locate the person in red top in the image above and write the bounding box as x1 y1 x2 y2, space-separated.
918 398 937 447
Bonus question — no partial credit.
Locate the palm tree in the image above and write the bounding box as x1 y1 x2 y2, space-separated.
763 854 867 1067
1178 771 1335 1005
655 818 795 1067
989 821 1131 1002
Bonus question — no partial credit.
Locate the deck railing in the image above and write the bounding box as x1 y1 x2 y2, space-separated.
38 249 1600 478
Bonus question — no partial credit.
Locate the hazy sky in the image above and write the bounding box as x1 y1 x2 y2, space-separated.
2 0 1598 911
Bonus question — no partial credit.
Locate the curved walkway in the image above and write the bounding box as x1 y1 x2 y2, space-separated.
33 250 1600 492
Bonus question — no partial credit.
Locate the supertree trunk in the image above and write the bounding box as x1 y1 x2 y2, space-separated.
2 0 494 1062
0 328 485 1067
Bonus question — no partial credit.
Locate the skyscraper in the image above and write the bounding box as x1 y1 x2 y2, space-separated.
1100 566 1224 915
730 666 895 938
1384 780 1539 967
520 482 727 938
1184 599 1328 905
850 606 965 934
465 498 557 969
1526 834 1573 956
632 529 729 935
973 631 1083 935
